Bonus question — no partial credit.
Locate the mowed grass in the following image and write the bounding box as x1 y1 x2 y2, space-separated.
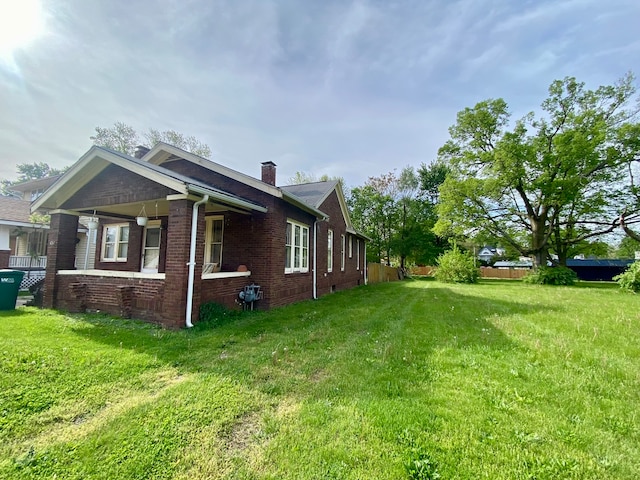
0 279 639 479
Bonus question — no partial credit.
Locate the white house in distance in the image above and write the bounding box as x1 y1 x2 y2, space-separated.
0 176 94 289
477 246 505 264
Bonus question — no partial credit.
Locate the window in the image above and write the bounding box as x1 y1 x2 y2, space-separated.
285 220 309 273
30 188 44 201
348 235 353 258
102 224 129 262
356 239 360 270
327 229 333 272
204 216 224 271
340 234 345 271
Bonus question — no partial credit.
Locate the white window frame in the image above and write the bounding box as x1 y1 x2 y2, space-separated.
101 223 129 262
348 235 353 258
204 216 224 272
356 239 360 270
341 234 345 271
285 219 309 274
327 229 333 273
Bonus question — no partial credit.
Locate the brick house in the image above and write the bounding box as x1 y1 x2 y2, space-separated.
32 143 367 328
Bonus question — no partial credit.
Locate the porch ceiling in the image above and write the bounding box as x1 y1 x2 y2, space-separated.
74 196 254 221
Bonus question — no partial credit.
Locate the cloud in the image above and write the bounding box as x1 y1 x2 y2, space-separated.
1 0 639 187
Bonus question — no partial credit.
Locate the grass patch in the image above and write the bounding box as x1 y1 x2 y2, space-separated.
1 280 639 478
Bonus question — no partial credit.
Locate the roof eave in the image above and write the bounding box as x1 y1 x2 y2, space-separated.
187 184 267 213
281 191 328 220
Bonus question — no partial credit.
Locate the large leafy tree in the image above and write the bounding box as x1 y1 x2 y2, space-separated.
349 175 397 265
434 75 640 268
349 167 444 267
91 122 212 158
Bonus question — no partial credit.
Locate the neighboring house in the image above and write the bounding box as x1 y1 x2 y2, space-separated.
0 176 93 290
32 143 367 329
477 246 505 264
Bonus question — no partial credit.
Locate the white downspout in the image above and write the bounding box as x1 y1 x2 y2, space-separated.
364 242 368 285
186 194 209 328
313 219 318 299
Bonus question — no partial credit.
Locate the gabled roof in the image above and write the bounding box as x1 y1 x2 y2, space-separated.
142 142 328 219
32 146 268 215
281 181 368 239
10 175 62 192
280 180 339 209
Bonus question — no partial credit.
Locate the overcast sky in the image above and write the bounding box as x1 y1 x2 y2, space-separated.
1 0 639 188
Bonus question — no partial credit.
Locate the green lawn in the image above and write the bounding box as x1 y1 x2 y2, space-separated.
1 279 638 479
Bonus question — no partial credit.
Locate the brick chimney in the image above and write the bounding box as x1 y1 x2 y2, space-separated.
261 161 277 186
134 145 150 159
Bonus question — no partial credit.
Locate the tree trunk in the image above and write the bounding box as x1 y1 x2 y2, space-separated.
530 216 548 269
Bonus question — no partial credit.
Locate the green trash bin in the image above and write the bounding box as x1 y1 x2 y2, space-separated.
0 270 26 310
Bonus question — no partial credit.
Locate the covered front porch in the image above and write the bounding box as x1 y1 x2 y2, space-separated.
33 145 268 328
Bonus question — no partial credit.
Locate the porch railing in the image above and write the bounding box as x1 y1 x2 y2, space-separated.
8 256 47 269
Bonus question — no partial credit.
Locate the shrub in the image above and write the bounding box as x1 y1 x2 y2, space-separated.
613 261 640 293
434 246 479 284
522 266 577 285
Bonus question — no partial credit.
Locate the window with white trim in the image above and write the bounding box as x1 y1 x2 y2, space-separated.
348 235 353 258
356 239 360 270
285 220 309 273
101 224 129 262
327 229 333 272
204 216 224 272
340 234 345 271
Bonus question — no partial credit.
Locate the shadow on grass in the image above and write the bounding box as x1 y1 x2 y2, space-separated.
0 308 33 318
65 280 557 387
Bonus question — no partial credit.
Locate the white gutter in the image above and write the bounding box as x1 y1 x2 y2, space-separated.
187 184 267 213
186 194 209 328
313 219 318 299
364 243 368 285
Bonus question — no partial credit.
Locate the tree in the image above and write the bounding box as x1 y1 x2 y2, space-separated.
349 180 396 265
434 74 640 268
287 171 318 185
616 235 640 258
91 122 212 158
349 167 444 267
286 171 347 194
145 128 212 158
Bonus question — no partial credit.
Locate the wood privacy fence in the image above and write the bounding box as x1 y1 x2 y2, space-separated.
367 263 402 284
410 266 529 280
479 267 528 279
410 266 437 276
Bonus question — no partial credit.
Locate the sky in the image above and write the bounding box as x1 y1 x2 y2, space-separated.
1 0 639 188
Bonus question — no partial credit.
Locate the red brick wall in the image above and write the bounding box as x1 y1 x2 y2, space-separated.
200 276 253 309
316 191 366 295
0 250 9 269
62 164 175 209
161 199 202 329
55 274 165 323
43 213 79 309
163 159 321 308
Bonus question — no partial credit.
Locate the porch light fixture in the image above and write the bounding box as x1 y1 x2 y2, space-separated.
136 204 148 226
87 211 99 230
